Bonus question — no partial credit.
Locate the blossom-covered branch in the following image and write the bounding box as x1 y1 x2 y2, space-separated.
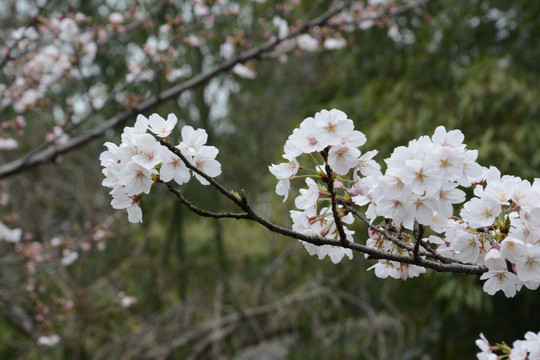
100 110 487 278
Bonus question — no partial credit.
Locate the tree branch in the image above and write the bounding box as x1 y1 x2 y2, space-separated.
159 139 486 276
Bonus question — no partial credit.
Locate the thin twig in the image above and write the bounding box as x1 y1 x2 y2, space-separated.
165 182 249 220
159 140 245 208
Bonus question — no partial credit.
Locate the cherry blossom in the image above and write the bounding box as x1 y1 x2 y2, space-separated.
131 134 164 170
220 42 235 60
356 150 380 176
233 64 256 79
159 148 191 185
516 247 540 283
268 158 299 202
148 113 178 138
460 195 502 228
327 143 361 175
293 206 355 263
314 108 356 146
288 117 327 154
263 108 540 297
192 146 222 185
294 178 320 210
10 2 531 354
119 162 157 196
37 334 60 347
480 249 522 297
0 138 18 150
475 333 496 360
0 222 22 243
323 37 347 50
297 34 319 52
272 17 289 39
110 189 143 224
180 126 208 155
104 102 540 356
368 260 401 279
60 250 79 266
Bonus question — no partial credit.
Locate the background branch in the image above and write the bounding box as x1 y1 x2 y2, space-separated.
0 1 354 180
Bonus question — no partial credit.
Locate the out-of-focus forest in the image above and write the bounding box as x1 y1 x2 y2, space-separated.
1 0 539 359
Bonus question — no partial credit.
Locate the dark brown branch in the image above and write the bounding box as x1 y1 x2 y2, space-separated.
343 203 474 266
413 224 424 262
243 199 486 274
159 136 486 275
320 149 349 244
346 203 416 253
158 141 487 275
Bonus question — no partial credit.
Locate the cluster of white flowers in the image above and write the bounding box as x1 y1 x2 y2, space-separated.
364 126 483 280
269 109 378 263
100 113 221 223
433 167 540 297
368 127 482 229
270 108 540 298
476 331 540 360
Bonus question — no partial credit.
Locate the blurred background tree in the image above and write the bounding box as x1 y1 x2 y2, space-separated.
0 0 539 359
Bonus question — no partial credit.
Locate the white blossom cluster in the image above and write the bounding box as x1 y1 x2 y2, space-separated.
269 109 379 263
270 108 540 298
432 167 540 297
365 125 483 280
477 331 540 360
100 113 221 223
